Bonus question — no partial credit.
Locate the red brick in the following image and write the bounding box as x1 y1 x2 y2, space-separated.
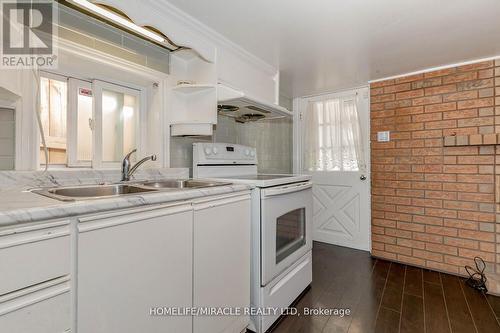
425 225 458 237
443 109 478 119
425 120 457 130
413 232 443 244
457 98 494 110
371 94 395 103
442 71 478 84
397 221 425 232
397 238 425 250
425 68 456 78
385 244 412 256
442 91 478 102
371 80 395 88
444 237 478 249
413 215 443 226
458 248 495 262
425 84 457 96
383 83 412 94
443 218 478 230
425 243 457 255
413 95 443 106
413 249 443 262
458 229 495 241
371 250 397 260
396 89 424 100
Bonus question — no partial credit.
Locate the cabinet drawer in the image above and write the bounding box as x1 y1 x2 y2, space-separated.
0 277 70 333
0 221 70 295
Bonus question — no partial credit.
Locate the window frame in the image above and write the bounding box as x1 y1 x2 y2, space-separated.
38 73 147 169
39 71 69 168
92 79 146 169
67 77 92 168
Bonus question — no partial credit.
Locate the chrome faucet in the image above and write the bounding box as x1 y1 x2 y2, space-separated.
121 149 157 182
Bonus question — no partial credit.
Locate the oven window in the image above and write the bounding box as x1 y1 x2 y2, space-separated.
276 208 306 264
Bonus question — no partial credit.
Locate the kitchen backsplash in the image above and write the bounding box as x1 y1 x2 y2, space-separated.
170 115 293 174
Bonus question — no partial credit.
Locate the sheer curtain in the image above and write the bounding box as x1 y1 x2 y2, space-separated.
303 95 366 172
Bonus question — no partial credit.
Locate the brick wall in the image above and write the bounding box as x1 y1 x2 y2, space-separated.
370 59 500 281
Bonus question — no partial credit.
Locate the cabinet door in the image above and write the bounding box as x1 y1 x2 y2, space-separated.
0 277 70 333
193 194 251 333
77 204 193 333
0 221 70 296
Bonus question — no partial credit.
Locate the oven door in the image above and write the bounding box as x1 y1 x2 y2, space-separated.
261 181 313 286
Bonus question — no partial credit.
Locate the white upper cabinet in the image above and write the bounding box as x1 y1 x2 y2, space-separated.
168 49 217 136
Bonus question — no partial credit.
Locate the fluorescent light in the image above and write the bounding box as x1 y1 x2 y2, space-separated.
71 0 165 44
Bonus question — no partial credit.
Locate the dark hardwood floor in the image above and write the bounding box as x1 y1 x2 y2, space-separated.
271 241 500 333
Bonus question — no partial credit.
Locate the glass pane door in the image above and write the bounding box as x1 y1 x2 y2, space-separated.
68 78 93 167
276 207 306 264
39 76 68 165
93 80 141 167
101 90 138 162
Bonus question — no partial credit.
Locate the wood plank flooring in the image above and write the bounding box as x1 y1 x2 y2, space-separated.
271 242 500 333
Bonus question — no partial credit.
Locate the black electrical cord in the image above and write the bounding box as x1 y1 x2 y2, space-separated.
465 256 488 293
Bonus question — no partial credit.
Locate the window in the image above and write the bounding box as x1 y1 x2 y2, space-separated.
303 96 365 172
39 75 68 165
39 73 142 168
276 208 306 264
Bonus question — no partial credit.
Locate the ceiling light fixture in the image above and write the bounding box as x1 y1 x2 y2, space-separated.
69 0 166 44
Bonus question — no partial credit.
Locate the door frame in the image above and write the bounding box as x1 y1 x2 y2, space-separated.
292 85 372 252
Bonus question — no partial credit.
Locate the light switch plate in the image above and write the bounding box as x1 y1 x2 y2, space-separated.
377 131 390 142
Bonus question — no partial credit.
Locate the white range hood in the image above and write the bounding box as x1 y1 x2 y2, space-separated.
217 84 292 123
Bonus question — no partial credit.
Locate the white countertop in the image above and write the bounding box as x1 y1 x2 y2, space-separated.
0 184 251 227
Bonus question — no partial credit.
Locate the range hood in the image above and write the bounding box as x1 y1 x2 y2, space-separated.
217 84 292 123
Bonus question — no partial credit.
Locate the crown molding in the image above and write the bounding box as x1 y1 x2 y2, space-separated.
369 55 500 83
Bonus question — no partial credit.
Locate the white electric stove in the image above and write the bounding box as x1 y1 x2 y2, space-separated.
193 142 313 333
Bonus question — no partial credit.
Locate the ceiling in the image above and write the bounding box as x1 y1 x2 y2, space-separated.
166 0 500 98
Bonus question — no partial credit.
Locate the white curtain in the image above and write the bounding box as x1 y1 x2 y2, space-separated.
303 95 366 172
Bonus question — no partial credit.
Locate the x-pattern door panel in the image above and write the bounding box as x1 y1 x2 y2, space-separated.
312 182 366 249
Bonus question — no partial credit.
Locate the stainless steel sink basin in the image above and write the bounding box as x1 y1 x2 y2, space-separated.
31 179 232 201
32 184 158 201
139 179 231 189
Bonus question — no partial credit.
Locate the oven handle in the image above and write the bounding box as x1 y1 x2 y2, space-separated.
262 181 313 197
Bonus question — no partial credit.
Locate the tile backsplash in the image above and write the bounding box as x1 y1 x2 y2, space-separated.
170 115 293 175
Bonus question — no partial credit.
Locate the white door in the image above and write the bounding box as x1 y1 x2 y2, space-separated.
193 194 251 333
298 87 370 251
77 204 193 333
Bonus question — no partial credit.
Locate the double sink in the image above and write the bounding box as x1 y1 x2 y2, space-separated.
32 179 231 201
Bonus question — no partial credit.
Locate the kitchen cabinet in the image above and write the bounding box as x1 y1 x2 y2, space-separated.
0 277 71 333
168 49 217 136
0 220 70 296
193 193 251 333
77 203 194 333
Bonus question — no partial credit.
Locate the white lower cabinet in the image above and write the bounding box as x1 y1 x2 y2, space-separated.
0 221 71 333
0 192 252 333
0 277 71 333
193 193 251 333
77 203 194 333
